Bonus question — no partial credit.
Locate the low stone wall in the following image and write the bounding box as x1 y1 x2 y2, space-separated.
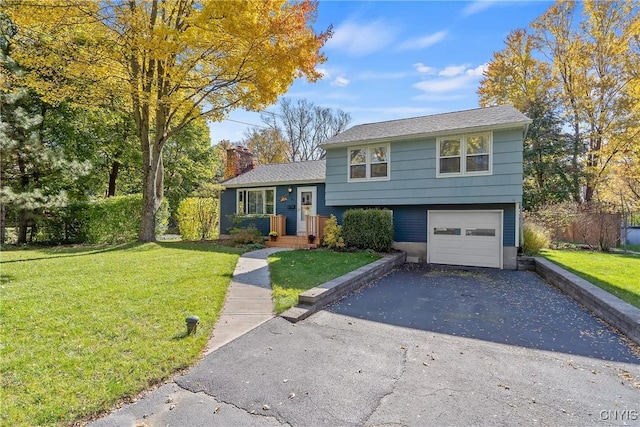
534 257 640 346
281 251 406 323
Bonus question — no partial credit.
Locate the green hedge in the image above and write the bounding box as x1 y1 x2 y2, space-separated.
37 202 91 244
36 195 168 244
342 208 394 252
176 197 219 241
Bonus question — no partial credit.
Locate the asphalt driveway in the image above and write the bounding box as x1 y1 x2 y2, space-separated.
329 264 640 362
94 264 640 426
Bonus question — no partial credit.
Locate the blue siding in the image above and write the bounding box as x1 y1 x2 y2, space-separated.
391 206 428 242
325 128 524 206
221 185 516 246
219 190 237 234
331 203 516 246
219 183 343 236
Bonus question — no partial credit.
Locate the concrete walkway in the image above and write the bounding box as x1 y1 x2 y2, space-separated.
204 247 290 355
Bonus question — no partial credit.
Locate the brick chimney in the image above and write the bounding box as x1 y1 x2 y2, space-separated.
224 145 256 179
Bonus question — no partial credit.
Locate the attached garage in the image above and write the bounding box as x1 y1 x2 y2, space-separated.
427 210 503 269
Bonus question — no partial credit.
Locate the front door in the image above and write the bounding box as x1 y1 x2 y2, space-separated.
297 186 317 235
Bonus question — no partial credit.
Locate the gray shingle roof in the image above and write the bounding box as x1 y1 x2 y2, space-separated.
222 160 325 187
321 105 531 147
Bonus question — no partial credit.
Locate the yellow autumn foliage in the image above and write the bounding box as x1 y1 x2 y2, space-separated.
3 0 330 240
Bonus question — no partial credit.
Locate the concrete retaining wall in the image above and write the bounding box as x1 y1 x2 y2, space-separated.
281 251 406 323
534 257 640 346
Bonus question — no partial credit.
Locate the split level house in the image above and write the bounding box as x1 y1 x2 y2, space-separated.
219 105 532 269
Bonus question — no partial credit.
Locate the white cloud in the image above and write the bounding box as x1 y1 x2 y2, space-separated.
414 62 488 95
325 19 397 56
465 63 488 77
413 75 474 93
414 63 437 74
462 1 497 17
412 93 468 102
316 67 330 79
398 31 447 50
439 65 468 77
331 76 351 87
356 70 411 80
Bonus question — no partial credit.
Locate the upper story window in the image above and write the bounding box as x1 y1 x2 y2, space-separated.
348 143 390 181
237 187 275 215
436 133 492 177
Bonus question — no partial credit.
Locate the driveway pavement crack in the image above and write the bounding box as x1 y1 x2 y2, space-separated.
362 345 408 425
174 381 291 426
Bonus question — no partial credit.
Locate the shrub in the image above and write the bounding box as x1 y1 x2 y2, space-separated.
229 225 264 244
85 195 139 243
322 214 344 249
36 202 91 244
527 201 620 251
176 197 219 241
86 195 168 244
522 222 550 255
29 195 169 244
342 209 393 252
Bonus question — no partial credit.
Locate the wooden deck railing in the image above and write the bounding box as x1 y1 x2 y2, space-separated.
267 214 328 242
306 215 329 242
269 215 286 236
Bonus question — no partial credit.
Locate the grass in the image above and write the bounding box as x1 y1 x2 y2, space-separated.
0 242 243 426
618 243 640 253
268 249 381 314
541 249 640 309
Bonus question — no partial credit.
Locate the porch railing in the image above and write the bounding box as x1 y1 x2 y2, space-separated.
306 215 329 242
269 215 286 236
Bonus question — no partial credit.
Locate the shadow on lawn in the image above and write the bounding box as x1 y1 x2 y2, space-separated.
0 242 138 263
1 241 247 264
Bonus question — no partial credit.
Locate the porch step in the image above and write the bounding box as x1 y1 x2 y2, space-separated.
266 235 318 249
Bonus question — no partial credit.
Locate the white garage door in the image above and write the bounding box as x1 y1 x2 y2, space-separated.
428 210 502 268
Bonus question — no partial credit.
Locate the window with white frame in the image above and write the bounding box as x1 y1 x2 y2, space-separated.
237 188 275 215
348 144 390 181
436 133 491 177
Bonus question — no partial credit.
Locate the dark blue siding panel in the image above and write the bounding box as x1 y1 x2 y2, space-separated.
219 190 236 234
220 183 343 236
222 184 517 245
273 185 298 236
392 206 427 242
236 217 270 235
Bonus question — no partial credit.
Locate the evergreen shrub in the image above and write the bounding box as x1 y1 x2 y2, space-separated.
342 209 393 252
322 214 344 249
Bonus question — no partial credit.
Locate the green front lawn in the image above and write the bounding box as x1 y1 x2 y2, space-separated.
0 242 243 426
541 249 640 308
268 249 381 313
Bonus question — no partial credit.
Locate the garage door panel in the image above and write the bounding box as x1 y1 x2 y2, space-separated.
428 210 502 268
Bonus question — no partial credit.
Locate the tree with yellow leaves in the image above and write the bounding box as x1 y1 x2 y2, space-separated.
479 0 639 208
3 0 330 241
478 29 574 209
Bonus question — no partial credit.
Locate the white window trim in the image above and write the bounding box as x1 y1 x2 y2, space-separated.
236 187 276 215
436 132 492 178
347 143 391 182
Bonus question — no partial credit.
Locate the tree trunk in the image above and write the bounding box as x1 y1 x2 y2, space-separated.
570 117 582 204
0 202 6 245
138 137 164 242
17 208 28 244
107 160 120 197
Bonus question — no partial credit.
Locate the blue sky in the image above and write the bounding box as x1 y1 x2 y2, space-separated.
208 0 553 144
